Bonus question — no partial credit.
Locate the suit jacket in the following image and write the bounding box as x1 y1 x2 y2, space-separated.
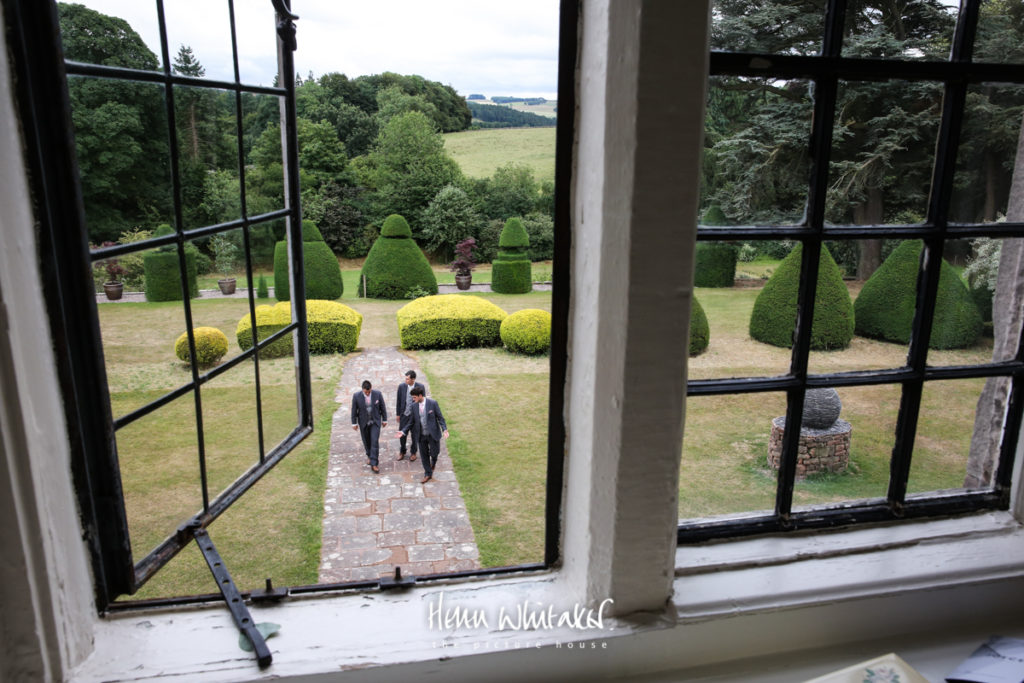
351 389 387 428
405 397 447 441
396 381 425 423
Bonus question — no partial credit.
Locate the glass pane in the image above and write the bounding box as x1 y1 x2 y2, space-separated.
116 391 201 561
195 228 249 297
701 77 812 227
258 328 301 455
926 239 992 366
175 86 241 230
710 0 825 55
967 237 1024 365
827 80 942 227
842 2 957 61
679 392 786 521
233 0 280 86
243 94 286 216
202 362 262 500
792 383 900 510
908 378 1005 495
69 77 172 245
808 239 910 374
164 1 235 82
58 3 161 72
952 84 1024 224
974 0 1024 65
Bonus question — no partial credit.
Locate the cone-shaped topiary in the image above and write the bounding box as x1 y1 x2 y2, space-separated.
854 240 983 349
689 297 710 356
174 327 229 366
144 223 199 301
236 300 363 357
359 214 438 299
701 205 728 226
274 219 344 301
694 242 737 288
500 308 552 354
491 217 532 294
749 243 854 350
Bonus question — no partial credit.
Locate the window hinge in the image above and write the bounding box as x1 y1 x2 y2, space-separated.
193 528 273 668
379 566 416 590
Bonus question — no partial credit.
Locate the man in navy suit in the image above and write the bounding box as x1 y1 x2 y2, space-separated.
395 370 425 462
351 380 387 473
395 385 448 483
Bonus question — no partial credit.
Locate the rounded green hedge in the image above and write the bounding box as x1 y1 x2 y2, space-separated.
854 240 982 349
689 297 710 356
500 308 551 354
274 220 344 301
492 218 532 294
397 295 507 349
236 300 363 357
359 214 438 299
174 326 228 366
143 249 198 301
749 243 854 350
694 242 737 288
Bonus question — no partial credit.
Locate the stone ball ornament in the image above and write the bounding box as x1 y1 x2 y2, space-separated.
802 388 842 430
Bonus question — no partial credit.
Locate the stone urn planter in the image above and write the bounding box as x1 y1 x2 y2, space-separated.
102 281 124 300
218 278 237 295
455 273 472 290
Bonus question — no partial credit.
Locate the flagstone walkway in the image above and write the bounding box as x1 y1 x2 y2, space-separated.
318 346 481 583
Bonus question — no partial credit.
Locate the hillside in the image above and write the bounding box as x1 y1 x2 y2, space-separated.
443 127 556 184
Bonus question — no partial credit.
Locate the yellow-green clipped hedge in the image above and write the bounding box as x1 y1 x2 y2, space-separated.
236 300 363 357
500 308 551 354
174 327 229 366
397 295 507 349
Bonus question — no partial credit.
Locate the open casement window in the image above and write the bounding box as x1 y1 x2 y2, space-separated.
24 0 311 663
682 0 1024 542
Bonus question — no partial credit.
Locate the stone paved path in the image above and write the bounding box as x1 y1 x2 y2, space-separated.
318 346 481 583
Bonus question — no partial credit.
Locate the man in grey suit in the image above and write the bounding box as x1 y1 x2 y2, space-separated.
395 370 425 462
351 380 387 473
395 385 448 483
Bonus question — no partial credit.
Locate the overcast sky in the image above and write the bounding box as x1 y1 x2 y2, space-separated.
71 0 561 99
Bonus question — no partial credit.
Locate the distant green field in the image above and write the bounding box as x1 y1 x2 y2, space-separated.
475 98 558 119
443 127 556 184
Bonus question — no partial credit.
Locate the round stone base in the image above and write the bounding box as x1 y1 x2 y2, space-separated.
768 417 852 477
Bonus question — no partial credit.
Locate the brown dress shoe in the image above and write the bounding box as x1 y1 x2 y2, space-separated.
421 475 432 484
372 465 380 474
396 452 405 461
409 454 417 462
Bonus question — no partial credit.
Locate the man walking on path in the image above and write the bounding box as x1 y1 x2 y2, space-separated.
396 369 425 462
351 379 387 473
396 385 448 483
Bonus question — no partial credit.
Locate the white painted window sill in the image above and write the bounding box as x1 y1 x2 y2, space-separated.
71 512 1024 682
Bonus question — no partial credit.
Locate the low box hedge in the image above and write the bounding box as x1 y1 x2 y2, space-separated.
397 294 507 349
174 326 229 366
500 308 551 354
236 299 363 357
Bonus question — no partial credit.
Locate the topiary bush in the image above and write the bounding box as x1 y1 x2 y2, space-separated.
854 240 983 349
274 219 344 301
397 294 507 349
491 217 532 293
694 242 738 288
359 214 438 299
174 327 229 366
689 297 710 356
236 300 363 357
500 308 551 354
143 224 199 301
749 243 855 350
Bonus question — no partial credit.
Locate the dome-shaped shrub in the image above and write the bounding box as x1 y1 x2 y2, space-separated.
689 297 709 356
749 243 854 350
237 300 362 357
397 294 507 349
144 224 199 302
694 242 737 288
359 214 438 299
274 219 344 301
854 240 982 349
500 308 551 354
175 327 229 366
701 205 728 226
491 217 532 294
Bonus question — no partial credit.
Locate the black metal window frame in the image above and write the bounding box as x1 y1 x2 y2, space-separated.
681 0 1024 543
8 0 575 614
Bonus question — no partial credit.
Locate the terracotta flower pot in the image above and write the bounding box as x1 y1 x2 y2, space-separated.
455 274 472 290
103 282 123 300
218 278 237 295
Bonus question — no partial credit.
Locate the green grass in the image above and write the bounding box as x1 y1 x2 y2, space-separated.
443 127 556 183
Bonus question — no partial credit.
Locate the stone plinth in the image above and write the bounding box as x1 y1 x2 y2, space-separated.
768 416 852 477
